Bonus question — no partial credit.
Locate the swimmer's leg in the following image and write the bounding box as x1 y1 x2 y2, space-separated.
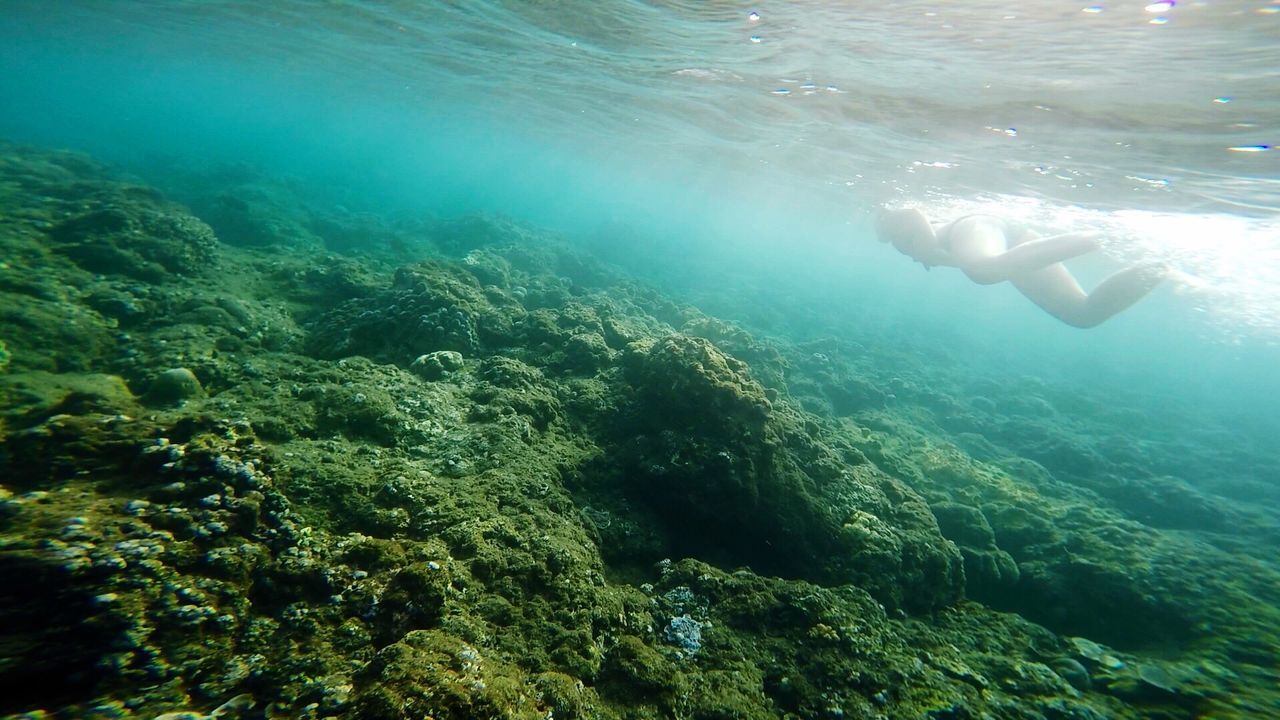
952 222 1100 284
1012 262 1166 328
975 233 1100 281
1077 263 1167 327
1010 263 1090 325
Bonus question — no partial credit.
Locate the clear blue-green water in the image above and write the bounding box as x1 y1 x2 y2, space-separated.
1 2 1278 717
4 2 1277 379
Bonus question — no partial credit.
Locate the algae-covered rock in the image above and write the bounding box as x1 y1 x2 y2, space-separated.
561 331 613 373
306 263 496 363
596 334 963 614
48 189 219 280
468 355 562 430
353 630 542 719
532 671 605 720
931 501 1020 600
432 215 523 255
0 293 118 373
298 359 427 446
3 141 1275 720
373 561 453 641
623 334 772 435
680 315 790 394
187 181 322 249
605 635 681 692
0 371 138 489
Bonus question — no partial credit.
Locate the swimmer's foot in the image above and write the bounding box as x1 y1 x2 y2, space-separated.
1077 262 1167 327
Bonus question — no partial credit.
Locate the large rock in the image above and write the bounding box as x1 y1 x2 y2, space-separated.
595 335 963 614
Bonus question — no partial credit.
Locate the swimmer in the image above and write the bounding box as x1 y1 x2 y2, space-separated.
875 208 1166 328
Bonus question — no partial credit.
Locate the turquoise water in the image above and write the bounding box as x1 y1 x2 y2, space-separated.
7 3 1280 402
1 2 1279 718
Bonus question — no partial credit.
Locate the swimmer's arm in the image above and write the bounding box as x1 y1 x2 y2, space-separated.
953 231 1100 284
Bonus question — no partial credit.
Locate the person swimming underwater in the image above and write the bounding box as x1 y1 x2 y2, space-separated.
875 208 1166 328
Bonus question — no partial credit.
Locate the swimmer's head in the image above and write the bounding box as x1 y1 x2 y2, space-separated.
874 207 934 259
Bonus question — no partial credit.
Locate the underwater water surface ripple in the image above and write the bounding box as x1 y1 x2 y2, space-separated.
26 0 1279 209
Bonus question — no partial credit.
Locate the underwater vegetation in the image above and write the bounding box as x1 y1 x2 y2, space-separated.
0 141 1278 720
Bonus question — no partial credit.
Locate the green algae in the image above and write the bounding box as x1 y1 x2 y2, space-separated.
0 141 1277 720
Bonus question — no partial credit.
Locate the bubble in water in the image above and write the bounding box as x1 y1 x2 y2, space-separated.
1149 16 1169 24
771 88 791 95
1082 6 1104 13
750 35 762 44
1005 128 1018 137
748 11 760 22
1213 97 1232 104
1145 1 1174 11
1227 145 1271 152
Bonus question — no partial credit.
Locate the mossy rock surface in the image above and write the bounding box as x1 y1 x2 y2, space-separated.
1 141 1275 720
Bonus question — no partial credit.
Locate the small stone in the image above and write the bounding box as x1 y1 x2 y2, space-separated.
209 693 256 718
410 350 465 380
144 368 205 406
1051 657 1092 691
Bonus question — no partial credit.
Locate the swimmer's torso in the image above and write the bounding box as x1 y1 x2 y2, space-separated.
934 214 1035 252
